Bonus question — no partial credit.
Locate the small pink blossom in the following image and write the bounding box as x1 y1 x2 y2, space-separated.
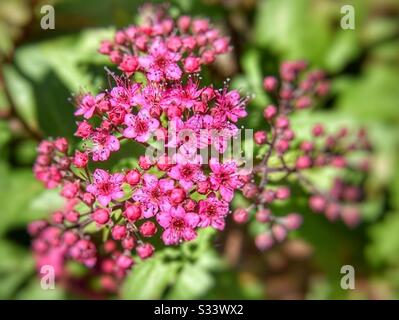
157 206 199 245
91 130 120 162
87 169 124 206
139 40 182 82
132 174 174 217
168 155 205 190
123 110 159 142
197 196 229 230
209 158 242 201
109 83 140 111
75 93 105 119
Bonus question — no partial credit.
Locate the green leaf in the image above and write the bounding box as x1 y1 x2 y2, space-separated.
335 65 399 123
367 211 399 267
3 28 113 139
0 240 34 299
15 278 66 300
166 262 214 299
121 255 180 299
254 0 331 66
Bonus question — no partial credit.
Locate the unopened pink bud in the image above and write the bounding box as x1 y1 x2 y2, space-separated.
233 208 248 224
254 131 267 145
54 138 68 153
296 155 312 169
282 213 303 230
65 210 79 223
126 169 141 186
116 255 134 269
295 96 312 109
272 224 287 242
255 233 274 251
309 195 326 213
122 236 136 250
136 243 154 259
112 225 127 240
184 56 201 73
276 187 290 200
276 139 290 154
341 207 360 228
276 116 290 129
256 209 271 223
263 105 277 120
92 208 110 225
124 204 141 222
139 221 157 237
170 188 186 205
263 76 278 92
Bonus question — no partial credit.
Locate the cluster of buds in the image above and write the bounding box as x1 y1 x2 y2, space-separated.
98 6 230 78
30 10 248 294
234 61 372 251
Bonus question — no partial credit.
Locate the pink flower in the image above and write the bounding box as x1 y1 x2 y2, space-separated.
157 206 199 245
109 83 140 111
197 196 229 230
91 130 120 161
123 110 159 142
201 115 239 153
86 169 124 206
209 158 242 201
136 243 154 259
132 174 174 217
168 156 205 190
134 84 166 116
213 89 247 123
161 79 202 111
119 55 138 74
139 40 182 82
75 93 105 119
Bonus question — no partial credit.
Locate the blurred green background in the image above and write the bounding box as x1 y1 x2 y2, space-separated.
0 0 398 299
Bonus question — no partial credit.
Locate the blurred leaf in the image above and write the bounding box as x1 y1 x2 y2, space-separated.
0 168 62 235
122 255 180 300
367 211 399 267
0 239 34 299
254 0 330 66
325 31 360 72
3 28 113 138
15 278 66 300
122 228 221 299
336 65 399 122
166 262 213 299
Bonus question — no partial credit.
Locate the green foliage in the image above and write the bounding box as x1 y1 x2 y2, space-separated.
122 229 223 299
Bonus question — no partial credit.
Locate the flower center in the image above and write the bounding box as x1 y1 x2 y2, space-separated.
172 218 185 231
135 119 149 134
99 182 112 194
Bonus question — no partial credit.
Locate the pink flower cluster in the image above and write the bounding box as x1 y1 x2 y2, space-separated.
232 61 372 251
30 10 246 294
98 8 230 79
28 9 373 295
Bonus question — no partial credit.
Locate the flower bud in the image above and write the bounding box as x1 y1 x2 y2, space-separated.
263 76 278 92
233 208 248 224
254 131 267 145
255 233 274 251
126 169 141 186
92 208 110 225
112 225 127 240
124 204 141 222
136 243 154 259
263 105 277 120
139 221 157 237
